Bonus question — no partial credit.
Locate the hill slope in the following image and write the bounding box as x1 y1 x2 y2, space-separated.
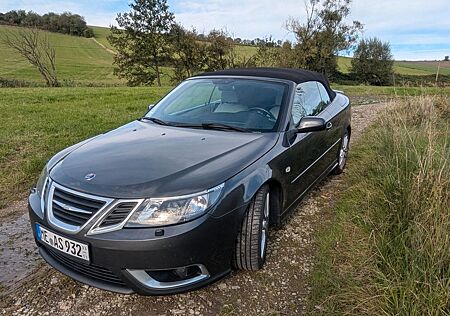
91 26 115 51
0 25 120 85
337 56 449 76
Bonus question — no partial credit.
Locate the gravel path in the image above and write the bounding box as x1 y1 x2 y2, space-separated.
0 103 387 316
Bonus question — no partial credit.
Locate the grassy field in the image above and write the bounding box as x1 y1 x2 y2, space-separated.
91 26 115 51
395 60 450 76
0 86 170 208
337 56 450 75
0 25 175 86
0 25 121 85
309 96 450 314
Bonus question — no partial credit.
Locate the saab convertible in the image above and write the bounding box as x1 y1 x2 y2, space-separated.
28 68 351 295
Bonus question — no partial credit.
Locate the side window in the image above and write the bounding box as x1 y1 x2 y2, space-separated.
291 81 323 125
317 82 331 108
291 84 307 125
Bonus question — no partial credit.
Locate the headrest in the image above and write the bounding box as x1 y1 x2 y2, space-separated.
221 90 238 103
251 88 277 107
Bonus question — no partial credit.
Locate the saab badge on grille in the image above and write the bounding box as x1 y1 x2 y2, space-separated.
84 173 96 181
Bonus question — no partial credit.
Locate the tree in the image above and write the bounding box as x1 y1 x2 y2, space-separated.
168 24 208 82
108 0 174 86
278 41 298 68
254 37 280 67
445 56 449 61
22 11 43 27
83 27 94 38
204 29 235 71
1 28 59 87
0 10 91 37
286 0 362 77
351 37 394 85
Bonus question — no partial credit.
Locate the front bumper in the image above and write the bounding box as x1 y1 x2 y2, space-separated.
28 190 246 295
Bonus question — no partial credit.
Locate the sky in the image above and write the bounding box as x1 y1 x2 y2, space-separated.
0 0 449 60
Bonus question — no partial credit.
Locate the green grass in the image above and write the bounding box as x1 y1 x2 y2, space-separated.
337 56 449 75
235 44 258 60
90 25 115 51
0 25 122 85
395 60 450 76
0 86 171 208
309 96 450 314
0 25 176 86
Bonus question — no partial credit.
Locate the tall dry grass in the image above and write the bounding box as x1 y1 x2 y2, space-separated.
310 96 449 315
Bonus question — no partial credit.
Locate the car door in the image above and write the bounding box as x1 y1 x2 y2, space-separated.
319 83 345 169
283 81 332 209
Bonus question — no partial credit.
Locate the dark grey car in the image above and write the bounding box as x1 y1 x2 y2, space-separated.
28 68 350 295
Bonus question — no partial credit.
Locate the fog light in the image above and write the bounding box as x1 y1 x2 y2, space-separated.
127 264 210 290
147 265 203 282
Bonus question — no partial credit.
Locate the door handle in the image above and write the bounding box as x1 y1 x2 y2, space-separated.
326 122 333 130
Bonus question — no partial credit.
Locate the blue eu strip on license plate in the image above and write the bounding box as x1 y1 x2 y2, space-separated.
36 223 42 240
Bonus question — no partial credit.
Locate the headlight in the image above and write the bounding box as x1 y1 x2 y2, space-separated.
35 165 49 218
126 183 224 227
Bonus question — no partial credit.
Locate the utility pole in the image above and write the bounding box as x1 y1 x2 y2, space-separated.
435 61 441 83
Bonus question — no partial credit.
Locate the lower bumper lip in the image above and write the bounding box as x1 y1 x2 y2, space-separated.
28 192 247 295
39 246 218 294
39 246 133 294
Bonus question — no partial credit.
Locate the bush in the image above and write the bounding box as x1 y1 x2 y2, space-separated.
351 37 394 85
0 77 38 87
83 27 94 38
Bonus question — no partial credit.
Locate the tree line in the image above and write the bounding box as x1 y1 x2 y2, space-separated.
0 10 94 37
109 0 395 86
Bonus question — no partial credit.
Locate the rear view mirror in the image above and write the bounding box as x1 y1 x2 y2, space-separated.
297 117 328 133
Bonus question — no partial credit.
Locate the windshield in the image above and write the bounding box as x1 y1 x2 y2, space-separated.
146 78 288 132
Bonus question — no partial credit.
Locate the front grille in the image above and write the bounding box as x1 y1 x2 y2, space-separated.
52 187 106 226
99 202 137 228
46 247 125 285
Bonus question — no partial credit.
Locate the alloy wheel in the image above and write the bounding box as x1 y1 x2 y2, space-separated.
260 192 269 259
339 134 349 168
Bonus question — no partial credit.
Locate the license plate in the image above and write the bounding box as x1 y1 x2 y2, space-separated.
36 224 90 262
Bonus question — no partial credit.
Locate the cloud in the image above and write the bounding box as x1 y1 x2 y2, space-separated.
171 0 450 59
0 0 449 60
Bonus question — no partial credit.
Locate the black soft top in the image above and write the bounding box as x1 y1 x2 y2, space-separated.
196 67 336 100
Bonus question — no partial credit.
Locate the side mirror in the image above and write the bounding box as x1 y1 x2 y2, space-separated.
148 104 155 111
296 117 328 133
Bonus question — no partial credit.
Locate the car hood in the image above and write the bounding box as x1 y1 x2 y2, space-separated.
50 121 278 198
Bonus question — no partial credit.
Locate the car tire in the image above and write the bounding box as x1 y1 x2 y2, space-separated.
332 131 350 175
233 185 270 271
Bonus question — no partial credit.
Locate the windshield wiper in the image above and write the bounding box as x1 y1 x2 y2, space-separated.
201 123 250 132
140 117 171 126
141 118 249 132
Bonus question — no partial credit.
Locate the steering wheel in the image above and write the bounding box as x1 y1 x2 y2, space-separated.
248 107 277 121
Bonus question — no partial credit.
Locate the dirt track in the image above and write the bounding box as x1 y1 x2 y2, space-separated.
0 103 387 315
